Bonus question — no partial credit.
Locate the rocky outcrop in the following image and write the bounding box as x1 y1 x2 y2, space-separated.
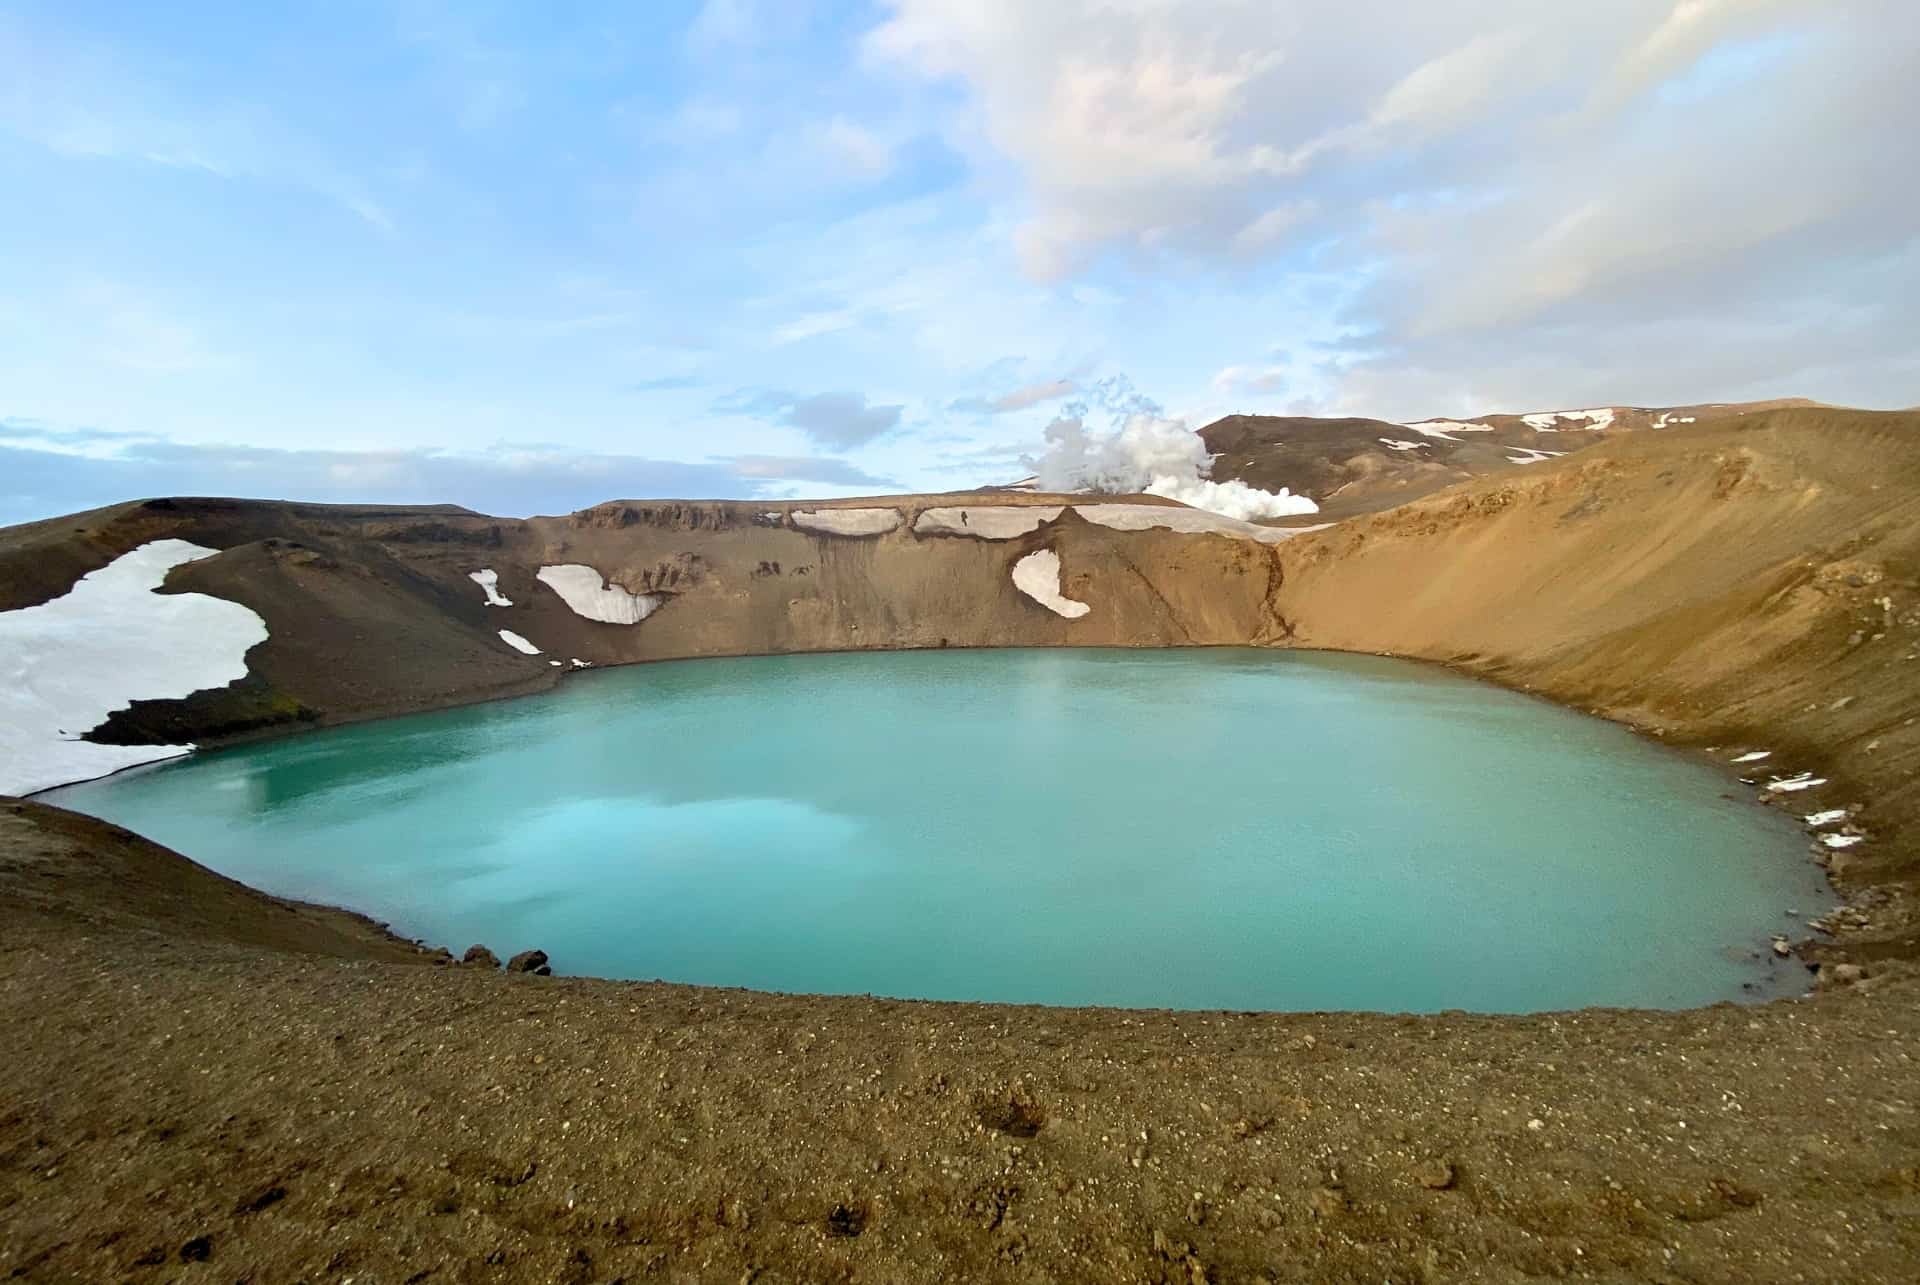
507 949 552 976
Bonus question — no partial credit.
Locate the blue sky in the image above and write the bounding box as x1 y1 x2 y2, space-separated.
3 0 1914 522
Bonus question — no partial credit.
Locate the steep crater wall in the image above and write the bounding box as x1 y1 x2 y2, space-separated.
3 409 1916 961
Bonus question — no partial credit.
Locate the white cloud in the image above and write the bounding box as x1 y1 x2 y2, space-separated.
950 377 1079 415
1232 202 1314 253
0 17 394 230
716 389 906 449
869 1 1309 278
654 97 747 146
1603 0 1799 105
1367 29 1532 135
771 309 862 345
687 0 758 51
817 116 893 177
871 0 1920 413
1212 365 1288 396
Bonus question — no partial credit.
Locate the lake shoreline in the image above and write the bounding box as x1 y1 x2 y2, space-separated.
7 408 1920 1278
44 647 1834 1015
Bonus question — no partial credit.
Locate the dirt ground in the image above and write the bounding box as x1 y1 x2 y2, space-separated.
5 406 1920 1280
4 799 1919 1285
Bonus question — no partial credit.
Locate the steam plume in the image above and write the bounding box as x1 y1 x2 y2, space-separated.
1023 410 1318 521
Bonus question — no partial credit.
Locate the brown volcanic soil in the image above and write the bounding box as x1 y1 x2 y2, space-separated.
1201 400 1820 522
1274 405 1920 960
6 409 1920 1280
0 489 1283 748
6 796 1920 1284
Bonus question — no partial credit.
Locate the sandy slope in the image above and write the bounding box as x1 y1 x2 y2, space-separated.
1274 405 1920 957
4 406 1920 1280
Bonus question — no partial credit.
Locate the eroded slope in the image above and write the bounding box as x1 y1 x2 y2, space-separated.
1202 399 1822 521
1274 405 1920 955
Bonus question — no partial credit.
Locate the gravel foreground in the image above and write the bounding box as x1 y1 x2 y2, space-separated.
6 407 1920 1280
4 803 1920 1284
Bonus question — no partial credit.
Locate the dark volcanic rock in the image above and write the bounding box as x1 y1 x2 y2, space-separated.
461 945 501 969
507 949 551 976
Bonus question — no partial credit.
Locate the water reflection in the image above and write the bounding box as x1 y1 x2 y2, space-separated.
47 648 1833 1013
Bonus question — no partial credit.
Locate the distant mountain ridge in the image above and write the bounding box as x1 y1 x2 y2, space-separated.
1199 398 1826 522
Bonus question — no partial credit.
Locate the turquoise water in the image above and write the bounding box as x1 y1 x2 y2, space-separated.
46 649 1828 1012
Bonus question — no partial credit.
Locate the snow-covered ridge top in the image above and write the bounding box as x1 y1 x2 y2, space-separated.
0 539 268 795
915 506 1064 539
1011 550 1089 619
1075 504 1310 544
536 565 661 625
790 507 903 537
1521 409 1616 431
1403 419 1494 441
913 504 1316 544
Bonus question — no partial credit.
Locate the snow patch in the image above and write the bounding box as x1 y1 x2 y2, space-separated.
0 539 269 794
1651 412 1698 428
1075 504 1307 544
537 565 662 625
1731 750 1771 763
1506 447 1566 465
570 658 592 669
1522 409 1617 431
1011 550 1089 619
1379 438 1429 451
1805 809 1848 827
915 506 1062 539
1766 773 1827 793
1403 419 1492 441
468 569 512 607
498 629 541 656
548 659 562 667
915 503 1319 544
1822 833 1864 850
790 507 903 537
